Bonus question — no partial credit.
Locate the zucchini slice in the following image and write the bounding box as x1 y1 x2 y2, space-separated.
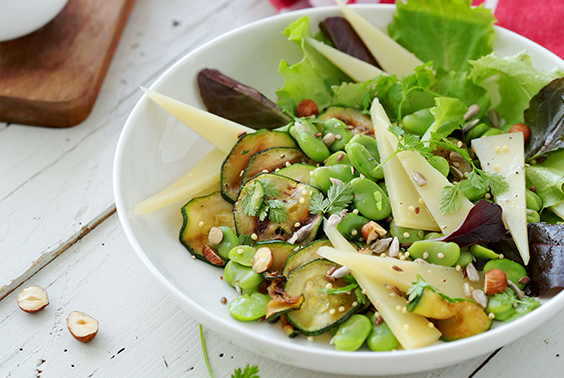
318 106 374 137
234 173 323 245
255 241 296 276
276 163 316 185
241 147 315 185
283 240 333 277
221 130 297 202
179 191 235 267
285 259 361 336
433 301 492 341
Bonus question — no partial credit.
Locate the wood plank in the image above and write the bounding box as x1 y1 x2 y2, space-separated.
0 214 488 377
0 0 276 298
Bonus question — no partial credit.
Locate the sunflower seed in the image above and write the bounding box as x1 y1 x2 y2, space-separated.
472 289 488 308
466 262 480 282
488 109 500 128
462 118 480 133
463 104 480 121
410 170 427 186
388 237 400 257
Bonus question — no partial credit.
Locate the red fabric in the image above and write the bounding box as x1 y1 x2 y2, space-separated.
267 0 564 59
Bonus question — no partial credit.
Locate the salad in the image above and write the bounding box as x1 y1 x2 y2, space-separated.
135 0 564 351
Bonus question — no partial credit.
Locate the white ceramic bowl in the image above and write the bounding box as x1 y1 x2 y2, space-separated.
114 5 564 376
0 0 69 41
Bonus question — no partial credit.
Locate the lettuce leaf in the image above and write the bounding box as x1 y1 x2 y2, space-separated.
435 68 491 119
276 17 351 114
388 0 495 72
470 51 561 130
525 150 564 208
424 97 467 139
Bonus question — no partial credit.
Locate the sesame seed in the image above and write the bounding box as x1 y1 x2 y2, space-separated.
456 265 461 271
374 301 381 306
488 313 495 319
437 253 445 259
495 146 501 154
293 247 300 251
352 301 358 307
335 134 342 140
499 254 504 259
338 306 345 312
302 189 308 195
299 198 305 204
402 307 407 314
262 169 269 173
198 221 205 227
351 230 358 236
457 141 463 148
192 255 196 260
239 170 244 177
494 164 500 172
237 248 244 254
329 309 336 315
352 209 359 214
275 168 280 172
374 312 380 318
408 205 415 212
403 324 410 331
351 166 355 175
389 292 396 297
502 145 509 153
423 252 429 259
326 283 333 289
294 222 301 228
428 322 434 328
251 233 258 241
285 161 291 167
485 193 491 199
380 253 386 257
418 198 425 205
309 171 314 177
361 289 367 295
307 336 314 342
396 305 402 311
403 232 410 238
399 255 406 260
404 252 410 258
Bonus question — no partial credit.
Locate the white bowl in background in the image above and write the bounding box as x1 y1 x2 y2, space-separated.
114 5 564 376
0 0 69 41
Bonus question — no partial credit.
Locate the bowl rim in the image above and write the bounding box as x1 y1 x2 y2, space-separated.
114 3 564 373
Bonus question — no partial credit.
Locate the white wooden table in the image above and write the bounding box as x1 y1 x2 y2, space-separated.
1 1 563 376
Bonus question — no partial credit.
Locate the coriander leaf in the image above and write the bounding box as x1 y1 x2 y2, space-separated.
318 283 358 295
406 275 432 303
256 180 280 198
265 199 287 223
465 170 487 190
308 191 329 215
482 172 509 196
257 204 269 221
354 287 367 305
325 182 354 215
240 187 258 217
440 183 463 215
342 274 357 284
429 132 471 161
231 364 260 378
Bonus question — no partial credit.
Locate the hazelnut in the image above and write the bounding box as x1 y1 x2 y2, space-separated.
296 99 319 117
67 311 99 343
509 123 530 143
252 247 273 273
484 269 507 295
361 221 387 244
17 285 49 313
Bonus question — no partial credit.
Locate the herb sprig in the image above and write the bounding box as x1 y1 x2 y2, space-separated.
318 274 367 305
308 182 354 215
240 179 287 223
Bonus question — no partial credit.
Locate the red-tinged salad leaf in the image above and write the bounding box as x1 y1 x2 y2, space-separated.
491 223 564 296
524 77 564 160
319 17 381 68
434 200 507 247
198 69 292 129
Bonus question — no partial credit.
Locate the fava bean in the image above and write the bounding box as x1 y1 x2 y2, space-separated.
325 151 352 166
424 232 442 240
350 177 391 221
470 244 499 260
460 180 487 201
323 118 352 152
228 292 270 321
390 220 426 244
336 213 371 242
455 250 473 268
465 123 489 142
527 209 541 223
291 120 330 163
213 226 240 259
228 245 257 266
311 165 358 193
332 314 372 351
484 259 527 289
224 260 263 294
526 189 543 212
401 108 434 136
485 289 517 321
481 128 504 137
378 181 388 195
407 241 460 267
366 313 400 351
428 156 450 177
345 135 384 180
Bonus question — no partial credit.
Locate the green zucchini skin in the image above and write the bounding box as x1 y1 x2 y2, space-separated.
285 259 362 336
276 163 316 185
241 147 315 185
283 239 333 277
179 192 235 267
221 130 297 202
233 173 323 245
317 106 374 138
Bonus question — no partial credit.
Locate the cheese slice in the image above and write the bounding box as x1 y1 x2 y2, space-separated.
372 101 473 235
141 87 253 153
318 246 479 299
306 37 384 82
370 100 439 231
353 271 441 350
335 0 424 77
134 148 225 214
472 133 529 264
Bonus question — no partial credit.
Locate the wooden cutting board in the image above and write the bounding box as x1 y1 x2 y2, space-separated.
0 0 136 128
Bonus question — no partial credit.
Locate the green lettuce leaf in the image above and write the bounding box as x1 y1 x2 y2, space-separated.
470 51 561 130
526 150 564 208
276 17 351 114
435 68 491 118
388 0 495 72
423 97 467 139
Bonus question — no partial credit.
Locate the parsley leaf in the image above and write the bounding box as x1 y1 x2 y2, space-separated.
257 180 280 197
240 186 260 217
240 180 286 223
231 364 260 378
482 172 510 196
406 275 432 303
440 182 463 215
308 182 353 215
265 199 287 223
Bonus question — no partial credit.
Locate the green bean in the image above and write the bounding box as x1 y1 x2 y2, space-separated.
336 213 371 242
311 165 358 193
465 123 489 142
460 179 487 201
345 135 384 180
228 245 257 267
485 289 517 321
350 177 391 221
407 241 460 267
401 108 434 136
484 259 528 289
332 314 372 351
228 292 270 321
481 128 504 137
325 151 352 166
323 118 352 152
366 313 400 351
470 244 499 260
213 226 240 259
455 250 473 268
428 156 449 177
389 220 426 244
527 209 541 223
224 260 263 294
526 189 543 212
